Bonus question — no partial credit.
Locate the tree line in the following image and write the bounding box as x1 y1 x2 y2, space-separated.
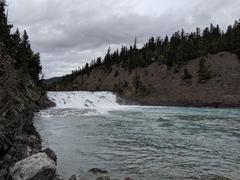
0 0 42 82
57 19 240 86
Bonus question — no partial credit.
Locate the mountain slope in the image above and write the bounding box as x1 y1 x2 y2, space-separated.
50 21 240 107
53 52 240 107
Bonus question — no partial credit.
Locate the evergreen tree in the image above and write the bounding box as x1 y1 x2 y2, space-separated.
60 19 240 85
0 1 43 82
96 57 101 66
133 37 137 50
0 0 12 48
10 28 21 60
18 30 32 67
182 68 192 80
104 47 111 66
28 52 42 81
198 57 211 82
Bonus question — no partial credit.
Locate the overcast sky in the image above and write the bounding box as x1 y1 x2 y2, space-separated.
7 0 240 78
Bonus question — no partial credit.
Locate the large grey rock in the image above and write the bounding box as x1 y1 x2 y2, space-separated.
88 168 108 174
124 177 134 180
54 175 65 180
96 176 110 180
42 148 57 163
68 175 87 180
10 152 56 180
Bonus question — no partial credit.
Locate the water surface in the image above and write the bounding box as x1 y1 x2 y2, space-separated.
34 91 240 179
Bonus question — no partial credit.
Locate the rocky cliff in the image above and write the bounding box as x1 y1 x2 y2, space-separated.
0 44 54 179
53 52 240 107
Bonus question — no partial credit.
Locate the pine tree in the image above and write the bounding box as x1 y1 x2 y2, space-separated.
104 47 111 66
18 30 32 66
28 52 42 81
96 57 101 66
198 57 211 82
0 0 12 48
133 37 137 50
182 68 192 80
10 28 21 60
0 1 43 83
61 20 240 84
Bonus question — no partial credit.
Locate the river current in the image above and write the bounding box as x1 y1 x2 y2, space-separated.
34 91 240 179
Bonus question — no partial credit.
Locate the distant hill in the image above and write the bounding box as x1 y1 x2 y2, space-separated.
42 76 63 86
49 20 240 107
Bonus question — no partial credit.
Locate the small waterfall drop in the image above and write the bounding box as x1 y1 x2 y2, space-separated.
47 91 125 115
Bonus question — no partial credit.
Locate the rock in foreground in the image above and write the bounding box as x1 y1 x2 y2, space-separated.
89 168 108 174
68 175 87 180
10 152 56 180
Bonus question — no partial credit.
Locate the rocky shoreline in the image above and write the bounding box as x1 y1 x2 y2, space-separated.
0 44 56 179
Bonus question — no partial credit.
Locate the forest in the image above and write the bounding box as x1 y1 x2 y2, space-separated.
0 0 42 82
56 19 240 87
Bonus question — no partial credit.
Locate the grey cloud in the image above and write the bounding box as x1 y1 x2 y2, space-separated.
7 0 240 78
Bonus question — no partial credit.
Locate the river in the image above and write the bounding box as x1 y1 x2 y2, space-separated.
34 91 240 179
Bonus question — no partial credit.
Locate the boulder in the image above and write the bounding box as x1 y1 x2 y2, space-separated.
88 168 108 174
42 148 57 163
124 177 134 180
54 175 65 180
10 152 56 180
96 176 110 180
68 175 87 180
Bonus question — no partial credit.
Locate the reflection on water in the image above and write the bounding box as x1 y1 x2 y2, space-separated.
34 92 240 179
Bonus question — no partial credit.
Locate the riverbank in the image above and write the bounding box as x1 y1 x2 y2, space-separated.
120 93 240 108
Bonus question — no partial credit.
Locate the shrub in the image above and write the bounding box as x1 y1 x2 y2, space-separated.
132 75 149 96
198 57 211 82
113 80 129 94
182 68 192 80
114 70 119 77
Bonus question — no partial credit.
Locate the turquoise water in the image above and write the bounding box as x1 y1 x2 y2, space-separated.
34 92 240 179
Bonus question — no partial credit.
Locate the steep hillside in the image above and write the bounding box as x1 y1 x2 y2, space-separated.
0 44 54 179
53 52 240 107
50 20 240 107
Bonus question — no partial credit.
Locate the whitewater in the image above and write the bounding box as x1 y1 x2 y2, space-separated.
47 91 132 114
34 91 240 179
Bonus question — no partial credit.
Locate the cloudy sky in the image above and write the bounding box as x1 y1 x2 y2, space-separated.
7 0 240 78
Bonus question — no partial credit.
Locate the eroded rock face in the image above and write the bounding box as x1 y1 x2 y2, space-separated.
10 153 56 180
0 45 54 179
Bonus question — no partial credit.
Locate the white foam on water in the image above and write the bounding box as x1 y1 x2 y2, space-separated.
47 91 128 115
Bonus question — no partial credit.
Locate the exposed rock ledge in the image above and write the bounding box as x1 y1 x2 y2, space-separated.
0 44 54 179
